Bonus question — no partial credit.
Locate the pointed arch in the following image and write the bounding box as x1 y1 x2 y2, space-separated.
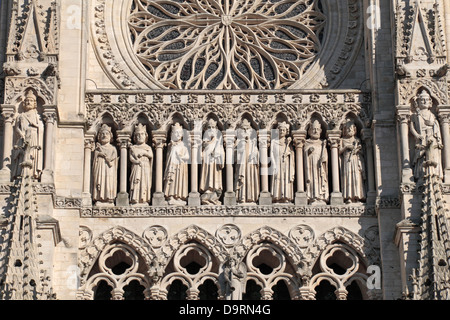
229 226 305 274
159 225 229 268
303 226 374 270
78 226 156 286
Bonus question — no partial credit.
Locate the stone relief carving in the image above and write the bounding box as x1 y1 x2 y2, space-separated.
129 124 154 205
289 224 315 248
200 119 225 205
216 224 242 248
12 89 44 180
142 225 168 249
270 121 295 203
92 124 118 206
304 120 329 205
339 119 366 204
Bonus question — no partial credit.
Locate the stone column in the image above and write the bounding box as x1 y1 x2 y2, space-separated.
82 133 95 206
327 130 343 205
335 288 348 300
361 128 377 204
116 131 131 206
292 130 307 205
188 130 201 206
438 106 450 183
41 106 57 183
223 130 236 206
258 129 272 205
152 131 167 206
396 106 413 183
0 105 15 182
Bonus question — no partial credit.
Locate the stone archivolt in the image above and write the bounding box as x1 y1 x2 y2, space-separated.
77 224 380 300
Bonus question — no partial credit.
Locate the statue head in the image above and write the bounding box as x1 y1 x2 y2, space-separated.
343 120 357 138
278 121 290 137
417 90 432 110
98 124 113 145
134 123 148 144
240 118 252 130
171 122 184 142
206 118 218 130
308 120 322 139
23 89 37 111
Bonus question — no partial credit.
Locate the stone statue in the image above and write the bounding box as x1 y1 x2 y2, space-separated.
304 120 329 205
12 89 44 179
224 259 246 300
339 120 366 204
164 122 190 205
410 90 443 180
92 124 118 206
129 124 154 205
199 119 225 205
270 122 295 203
234 119 259 204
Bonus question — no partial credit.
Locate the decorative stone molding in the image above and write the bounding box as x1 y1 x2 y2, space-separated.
80 204 375 218
85 91 372 131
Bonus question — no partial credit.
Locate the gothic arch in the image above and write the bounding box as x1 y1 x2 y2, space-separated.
159 225 229 268
5 78 54 105
78 226 156 286
303 226 373 270
229 226 305 275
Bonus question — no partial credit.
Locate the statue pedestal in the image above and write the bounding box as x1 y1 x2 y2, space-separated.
330 192 344 205
116 192 129 206
152 192 167 206
224 191 236 206
295 192 308 206
259 191 272 205
188 192 201 206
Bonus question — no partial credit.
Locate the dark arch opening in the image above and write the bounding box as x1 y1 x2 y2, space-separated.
94 280 113 300
123 280 145 300
167 279 188 300
198 279 218 300
315 280 336 300
243 280 262 300
272 280 291 300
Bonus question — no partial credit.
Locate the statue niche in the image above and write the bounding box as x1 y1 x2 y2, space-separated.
163 122 190 206
92 124 118 206
339 120 366 204
304 120 329 205
270 121 295 203
12 89 44 180
409 90 443 181
129 124 154 205
234 118 259 204
200 118 225 205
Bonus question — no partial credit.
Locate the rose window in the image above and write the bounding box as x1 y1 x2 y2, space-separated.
128 0 326 90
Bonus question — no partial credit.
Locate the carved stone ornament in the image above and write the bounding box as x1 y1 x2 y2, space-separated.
216 224 242 248
91 0 364 90
142 225 168 248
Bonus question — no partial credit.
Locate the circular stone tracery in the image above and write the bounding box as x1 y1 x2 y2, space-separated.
128 0 326 90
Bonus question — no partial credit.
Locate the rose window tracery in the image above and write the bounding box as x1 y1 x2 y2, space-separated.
128 0 326 90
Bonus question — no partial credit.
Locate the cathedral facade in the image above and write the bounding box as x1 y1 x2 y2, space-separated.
1 0 450 300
